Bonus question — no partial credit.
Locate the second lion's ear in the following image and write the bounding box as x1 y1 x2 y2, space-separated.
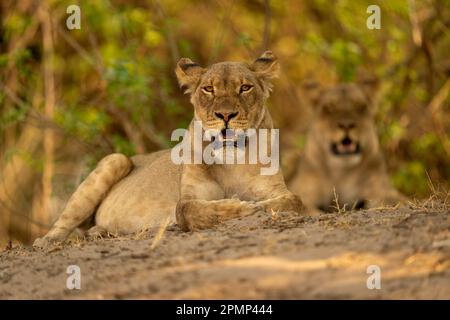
250 51 280 97
301 79 322 107
175 58 205 94
358 76 379 104
356 71 380 106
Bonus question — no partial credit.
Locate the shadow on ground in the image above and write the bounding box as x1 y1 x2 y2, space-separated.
1 206 450 299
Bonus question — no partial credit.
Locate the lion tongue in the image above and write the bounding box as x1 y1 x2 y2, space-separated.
339 143 356 153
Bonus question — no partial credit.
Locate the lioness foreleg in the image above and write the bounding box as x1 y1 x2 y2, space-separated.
176 199 263 231
257 191 303 213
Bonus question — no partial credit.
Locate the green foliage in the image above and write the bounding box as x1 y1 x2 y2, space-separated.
0 101 28 130
104 59 152 111
1 0 449 200
55 106 111 143
329 40 361 82
112 134 136 156
3 148 43 172
393 161 429 196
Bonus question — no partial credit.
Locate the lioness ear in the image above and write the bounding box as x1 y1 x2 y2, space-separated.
250 51 279 97
175 58 205 94
357 73 380 105
251 51 279 76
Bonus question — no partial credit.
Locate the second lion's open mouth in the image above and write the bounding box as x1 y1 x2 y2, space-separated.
331 137 361 156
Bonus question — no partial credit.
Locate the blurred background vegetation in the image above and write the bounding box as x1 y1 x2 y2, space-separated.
0 0 449 245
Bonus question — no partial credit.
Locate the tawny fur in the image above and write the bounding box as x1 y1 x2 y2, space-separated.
289 83 404 213
34 51 302 247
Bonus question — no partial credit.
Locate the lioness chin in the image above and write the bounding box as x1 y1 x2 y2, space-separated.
289 81 405 213
34 51 303 248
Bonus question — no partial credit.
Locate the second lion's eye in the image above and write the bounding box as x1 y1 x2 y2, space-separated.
202 86 214 93
240 84 253 93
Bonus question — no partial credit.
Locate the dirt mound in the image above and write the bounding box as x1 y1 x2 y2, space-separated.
1 206 450 299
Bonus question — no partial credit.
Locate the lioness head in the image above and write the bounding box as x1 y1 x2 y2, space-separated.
305 81 379 165
175 51 279 145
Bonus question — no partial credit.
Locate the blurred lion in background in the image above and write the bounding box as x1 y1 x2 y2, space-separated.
289 80 405 213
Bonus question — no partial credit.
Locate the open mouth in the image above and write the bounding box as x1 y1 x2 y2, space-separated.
210 129 249 149
331 137 361 156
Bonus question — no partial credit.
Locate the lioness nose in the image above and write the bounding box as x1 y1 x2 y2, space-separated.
214 111 239 122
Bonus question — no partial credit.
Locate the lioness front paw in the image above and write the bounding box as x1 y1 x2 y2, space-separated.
86 225 108 239
33 236 61 249
243 202 265 216
257 194 303 214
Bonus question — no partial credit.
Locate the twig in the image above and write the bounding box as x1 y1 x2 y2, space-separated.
408 0 422 47
262 0 271 51
428 78 450 156
154 0 180 64
208 0 237 64
56 25 102 76
331 187 346 214
150 216 172 250
107 104 147 154
0 82 98 152
37 2 56 235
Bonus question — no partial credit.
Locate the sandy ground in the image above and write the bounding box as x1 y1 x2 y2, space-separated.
1 204 450 299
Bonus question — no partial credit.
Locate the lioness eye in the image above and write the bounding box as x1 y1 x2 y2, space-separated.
240 84 253 93
202 86 214 93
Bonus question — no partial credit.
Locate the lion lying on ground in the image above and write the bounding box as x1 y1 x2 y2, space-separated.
289 81 404 213
34 51 303 247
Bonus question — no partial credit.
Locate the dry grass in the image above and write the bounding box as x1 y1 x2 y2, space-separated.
407 176 450 212
149 216 172 250
331 187 347 213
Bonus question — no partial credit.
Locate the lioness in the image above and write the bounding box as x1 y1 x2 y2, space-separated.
34 51 302 247
289 81 403 213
